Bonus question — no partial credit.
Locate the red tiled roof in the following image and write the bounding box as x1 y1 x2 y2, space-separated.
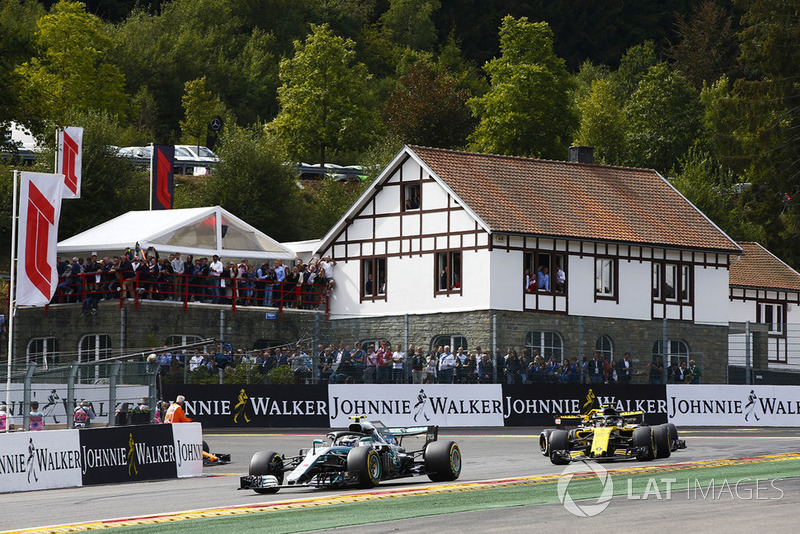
729 242 800 291
410 145 740 253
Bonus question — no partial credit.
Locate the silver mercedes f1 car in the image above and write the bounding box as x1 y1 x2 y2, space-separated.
239 417 462 493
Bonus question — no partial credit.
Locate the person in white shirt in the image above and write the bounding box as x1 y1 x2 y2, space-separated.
170 253 184 300
209 254 223 303
438 346 456 384
392 344 406 384
320 256 336 290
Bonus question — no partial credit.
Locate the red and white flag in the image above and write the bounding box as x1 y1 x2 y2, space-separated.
57 126 83 199
16 172 64 306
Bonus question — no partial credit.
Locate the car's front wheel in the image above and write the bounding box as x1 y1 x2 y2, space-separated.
539 429 554 456
425 441 462 482
348 447 382 488
249 450 283 494
549 429 570 465
632 427 655 461
654 424 671 459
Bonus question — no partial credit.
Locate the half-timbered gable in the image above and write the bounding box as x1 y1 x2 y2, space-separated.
729 242 800 366
317 146 741 325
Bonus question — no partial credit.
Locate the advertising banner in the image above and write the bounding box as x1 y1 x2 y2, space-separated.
161 385 329 428
328 384 504 427
501 384 668 426
79 424 178 485
0 429 82 493
1 384 148 429
667 384 800 426
170 422 203 478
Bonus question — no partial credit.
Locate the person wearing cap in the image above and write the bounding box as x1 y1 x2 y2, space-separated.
165 395 193 423
73 400 96 428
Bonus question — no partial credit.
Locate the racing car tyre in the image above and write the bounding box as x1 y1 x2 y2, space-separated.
347 447 382 488
249 451 284 494
425 440 462 482
666 423 679 444
539 429 554 456
653 425 671 459
549 429 570 465
202 440 209 453
632 427 655 461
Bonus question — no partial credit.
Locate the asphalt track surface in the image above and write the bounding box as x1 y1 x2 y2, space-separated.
3 427 799 533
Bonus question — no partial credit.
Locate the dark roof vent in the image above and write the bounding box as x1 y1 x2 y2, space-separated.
569 146 594 164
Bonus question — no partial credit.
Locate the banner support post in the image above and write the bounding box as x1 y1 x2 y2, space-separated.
6 170 18 427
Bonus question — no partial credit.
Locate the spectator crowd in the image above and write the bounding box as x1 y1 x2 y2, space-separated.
54 244 337 311
154 342 702 386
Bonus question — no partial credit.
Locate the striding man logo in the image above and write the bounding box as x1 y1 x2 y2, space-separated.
234 388 251 423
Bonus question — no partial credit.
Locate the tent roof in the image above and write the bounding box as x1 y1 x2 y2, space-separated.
58 206 296 261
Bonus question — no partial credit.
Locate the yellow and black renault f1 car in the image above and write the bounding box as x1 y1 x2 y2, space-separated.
539 406 686 465
239 417 461 493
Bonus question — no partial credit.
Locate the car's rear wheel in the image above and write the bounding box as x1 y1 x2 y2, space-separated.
549 429 570 465
654 424 671 459
348 447 382 488
425 441 462 482
249 450 283 494
539 429 554 456
632 427 655 461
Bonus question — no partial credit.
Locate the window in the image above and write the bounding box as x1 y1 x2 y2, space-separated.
523 252 565 293
652 340 689 367
79 334 112 384
758 303 785 335
362 257 387 300
165 335 203 348
27 337 59 369
595 258 615 298
431 335 467 352
526 331 563 359
596 335 614 361
402 184 420 211
652 262 692 303
436 251 461 293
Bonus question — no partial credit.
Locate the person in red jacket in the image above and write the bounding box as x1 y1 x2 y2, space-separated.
165 395 193 423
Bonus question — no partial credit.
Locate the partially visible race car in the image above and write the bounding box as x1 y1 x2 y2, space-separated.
203 440 231 465
539 406 686 465
239 417 461 493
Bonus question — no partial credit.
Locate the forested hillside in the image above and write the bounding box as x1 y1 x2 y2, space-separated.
1 0 798 268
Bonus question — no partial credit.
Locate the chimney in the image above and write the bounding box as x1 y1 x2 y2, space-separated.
569 146 594 164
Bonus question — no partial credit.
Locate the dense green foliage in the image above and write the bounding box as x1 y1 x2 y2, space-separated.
1 0 799 266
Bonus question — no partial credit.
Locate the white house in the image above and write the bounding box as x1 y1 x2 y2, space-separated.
314 146 741 378
729 241 800 369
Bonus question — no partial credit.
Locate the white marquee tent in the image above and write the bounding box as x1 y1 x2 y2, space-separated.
57 206 296 262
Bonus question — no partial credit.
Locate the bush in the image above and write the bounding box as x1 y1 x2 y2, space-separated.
268 365 295 384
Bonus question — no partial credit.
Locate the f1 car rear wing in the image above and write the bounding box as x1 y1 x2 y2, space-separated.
383 425 438 448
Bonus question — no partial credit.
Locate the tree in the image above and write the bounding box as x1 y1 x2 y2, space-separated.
609 41 659 101
731 0 800 267
270 23 378 164
624 63 702 172
15 0 128 127
384 61 473 148
379 0 441 51
200 124 306 242
180 77 222 147
668 0 741 89
575 79 626 165
467 16 577 159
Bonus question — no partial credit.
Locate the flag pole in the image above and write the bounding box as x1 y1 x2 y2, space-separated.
148 142 154 211
6 170 19 429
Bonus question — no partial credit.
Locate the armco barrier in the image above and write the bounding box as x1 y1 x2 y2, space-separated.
0 423 202 493
667 384 800 426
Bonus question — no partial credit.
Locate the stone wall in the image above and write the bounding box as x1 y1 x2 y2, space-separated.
14 302 731 383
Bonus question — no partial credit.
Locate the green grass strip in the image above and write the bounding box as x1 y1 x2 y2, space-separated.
110 459 800 534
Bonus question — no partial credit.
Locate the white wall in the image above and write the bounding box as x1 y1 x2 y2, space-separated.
693 266 730 325
567 256 652 320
